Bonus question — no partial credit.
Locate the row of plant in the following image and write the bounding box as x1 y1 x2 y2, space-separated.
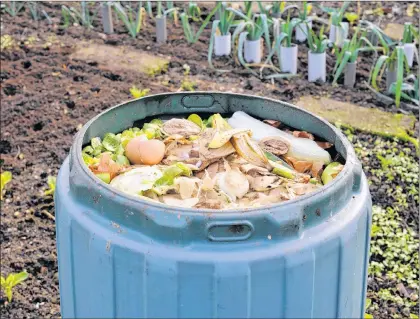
206 2 418 109
1 1 418 108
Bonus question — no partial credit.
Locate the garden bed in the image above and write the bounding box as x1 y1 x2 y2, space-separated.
0 2 418 318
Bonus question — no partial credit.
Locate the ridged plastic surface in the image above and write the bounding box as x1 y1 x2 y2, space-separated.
55 92 372 318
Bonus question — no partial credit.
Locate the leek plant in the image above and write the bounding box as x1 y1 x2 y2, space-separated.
61 1 98 29
307 25 329 82
307 25 329 53
389 74 419 106
257 15 299 78
187 1 202 22
113 2 145 38
27 2 39 21
317 1 350 27
360 20 394 55
401 22 419 67
145 1 153 18
147 1 177 19
279 16 299 48
402 22 419 44
153 1 176 19
297 1 312 22
265 1 298 18
181 2 221 44
317 1 350 45
242 1 254 19
332 27 377 85
3 1 24 17
208 3 236 70
230 8 271 48
217 3 236 35
292 2 314 42
230 13 272 76
166 1 178 25
370 46 410 107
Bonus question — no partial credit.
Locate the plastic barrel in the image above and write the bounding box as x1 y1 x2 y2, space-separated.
55 92 372 318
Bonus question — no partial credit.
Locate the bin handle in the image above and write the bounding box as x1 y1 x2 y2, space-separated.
181 94 215 108
206 220 254 242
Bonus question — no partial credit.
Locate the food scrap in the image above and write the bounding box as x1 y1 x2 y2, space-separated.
81 112 344 209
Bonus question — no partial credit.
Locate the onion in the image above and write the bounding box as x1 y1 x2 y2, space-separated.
228 111 332 164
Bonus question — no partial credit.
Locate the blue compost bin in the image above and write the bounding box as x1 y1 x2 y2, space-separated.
55 92 372 318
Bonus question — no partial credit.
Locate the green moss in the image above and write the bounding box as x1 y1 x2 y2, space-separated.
351 132 419 317
297 96 417 148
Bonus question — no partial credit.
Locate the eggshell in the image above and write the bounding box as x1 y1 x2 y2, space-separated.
125 138 165 165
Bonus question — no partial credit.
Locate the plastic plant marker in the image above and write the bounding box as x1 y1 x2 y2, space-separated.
101 3 114 34
214 33 231 56
280 44 298 74
344 62 357 88
244 38 262 63
156 16 167 43
308 51 326 82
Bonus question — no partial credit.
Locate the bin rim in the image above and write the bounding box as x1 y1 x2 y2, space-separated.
72 91 360 215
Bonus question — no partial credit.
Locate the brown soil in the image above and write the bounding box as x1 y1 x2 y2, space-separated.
0 1 418 318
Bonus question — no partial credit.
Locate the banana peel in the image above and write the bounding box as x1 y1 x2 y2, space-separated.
208 129 251 148
231 133 271 169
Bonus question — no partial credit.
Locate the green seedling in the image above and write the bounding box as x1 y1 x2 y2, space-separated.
1 271 28 302
0 171 12 200
44 176 57 197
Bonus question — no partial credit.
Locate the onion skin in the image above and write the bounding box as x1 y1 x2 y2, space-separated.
228 111 332 164
231 133 271 169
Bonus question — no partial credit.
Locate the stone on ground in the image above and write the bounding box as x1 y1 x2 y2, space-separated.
70 42 169 74
296 96 416 136
383 23 404 41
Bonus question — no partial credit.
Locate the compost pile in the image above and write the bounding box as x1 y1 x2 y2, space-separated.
82 111 344 209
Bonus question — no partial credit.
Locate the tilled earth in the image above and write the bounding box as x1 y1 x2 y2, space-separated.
0 2 418 318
